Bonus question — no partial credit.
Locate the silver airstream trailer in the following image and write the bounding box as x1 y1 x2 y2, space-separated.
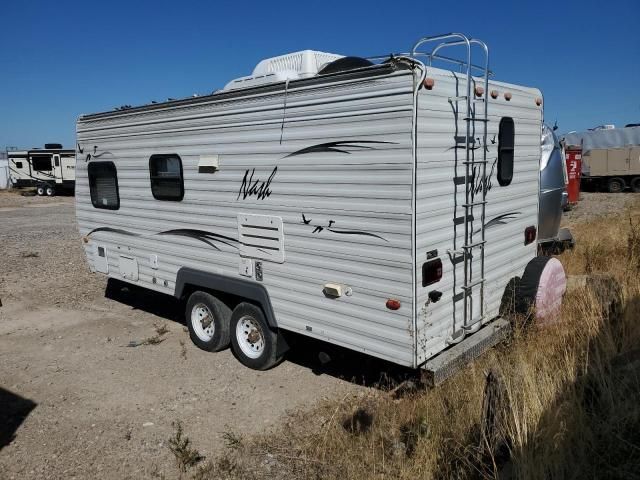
538 125 573 253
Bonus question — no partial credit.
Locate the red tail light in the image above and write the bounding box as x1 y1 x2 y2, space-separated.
525 226 537 245
422 258 443 287
386 299 401 310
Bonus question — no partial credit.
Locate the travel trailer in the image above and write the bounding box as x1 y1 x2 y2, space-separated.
8 144 76 195
76 34 566 381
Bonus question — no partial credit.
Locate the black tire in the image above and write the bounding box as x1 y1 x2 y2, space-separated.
230 302 281 370
36 185 45 196
45 185 55 197
185 291 231 352
631 177 640 193
607 177 625 193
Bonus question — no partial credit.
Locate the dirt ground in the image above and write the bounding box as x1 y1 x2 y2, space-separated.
0 190 366 480
0 190 638 479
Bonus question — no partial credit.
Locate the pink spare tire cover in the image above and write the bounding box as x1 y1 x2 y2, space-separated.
534 257 566 324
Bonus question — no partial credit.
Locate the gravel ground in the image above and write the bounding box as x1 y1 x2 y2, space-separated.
1 189 637 479
0 190 362 480
562 192 640 226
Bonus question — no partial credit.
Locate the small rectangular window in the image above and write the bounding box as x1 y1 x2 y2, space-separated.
88 161 120 210
32 156 52 171
54 156 60 167
497 117 515 186
15 161 23 168
149 154 184 201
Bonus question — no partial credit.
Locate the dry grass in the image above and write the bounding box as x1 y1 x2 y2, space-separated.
182 201 640 480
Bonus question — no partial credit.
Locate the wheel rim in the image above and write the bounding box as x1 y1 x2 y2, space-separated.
235 315 265 359
191 303 215 341
46 188 53 195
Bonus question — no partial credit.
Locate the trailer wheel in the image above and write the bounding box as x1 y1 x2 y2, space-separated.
230 302 281 370
607 177 625 193
631 177 640 193
36 185 45 196
185 291 231 352
45 185 55 197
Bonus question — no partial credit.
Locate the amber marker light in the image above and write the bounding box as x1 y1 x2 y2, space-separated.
504 92 512 101
490 90 498 99
423 77 435 90
535 97 543 106
474 86 484 97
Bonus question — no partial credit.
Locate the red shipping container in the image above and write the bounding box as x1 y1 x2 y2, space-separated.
565 146 582 205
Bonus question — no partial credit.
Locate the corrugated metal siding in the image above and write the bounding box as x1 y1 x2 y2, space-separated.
414 71 542 364
76 70 418 366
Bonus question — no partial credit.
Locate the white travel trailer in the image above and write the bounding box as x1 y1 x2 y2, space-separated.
76 34 565 380
8 144 76 195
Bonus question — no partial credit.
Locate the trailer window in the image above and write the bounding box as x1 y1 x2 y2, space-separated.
15 161 23 168
149 154 184 201
497 117 515 186
88 161 120 210
32 156 52 171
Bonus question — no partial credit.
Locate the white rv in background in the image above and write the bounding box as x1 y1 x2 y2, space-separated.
76 34 565 381
8 144 76 195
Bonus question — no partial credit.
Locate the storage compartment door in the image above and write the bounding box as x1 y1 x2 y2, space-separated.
118 255 139 281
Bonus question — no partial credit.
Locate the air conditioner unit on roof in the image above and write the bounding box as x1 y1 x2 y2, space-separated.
223 50 343 91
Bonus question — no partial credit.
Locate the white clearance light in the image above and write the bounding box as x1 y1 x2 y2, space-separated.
223 50 343 91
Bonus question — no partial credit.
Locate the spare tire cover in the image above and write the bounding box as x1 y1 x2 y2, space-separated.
535 258 566 324
517 256 566 325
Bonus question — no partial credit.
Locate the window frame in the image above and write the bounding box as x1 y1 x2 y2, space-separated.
88 161 120 210
148 154 184 201
497 117 515 187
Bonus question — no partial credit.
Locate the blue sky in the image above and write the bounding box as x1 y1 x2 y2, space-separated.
1 0 638 149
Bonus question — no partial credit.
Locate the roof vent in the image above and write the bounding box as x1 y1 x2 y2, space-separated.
45 143 63 149
223 50 343 91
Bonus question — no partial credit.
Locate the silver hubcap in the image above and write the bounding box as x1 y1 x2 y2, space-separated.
191 303 215 341
236 316 265 359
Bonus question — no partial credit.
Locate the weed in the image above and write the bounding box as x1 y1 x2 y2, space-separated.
179 339 187 360
127 323 170 347
154 323 169 336
168 421 205 473
21 251 39 258
222 429 243 450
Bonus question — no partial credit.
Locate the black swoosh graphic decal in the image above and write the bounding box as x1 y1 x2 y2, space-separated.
326 228 389 242
8 167 55 183
285 140 396 157
86 227 141 237
157 229 239 250
474 212 521 234
300 214 389 242
85 227 239 252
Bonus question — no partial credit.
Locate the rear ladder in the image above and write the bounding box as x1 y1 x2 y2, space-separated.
412 33 491 337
